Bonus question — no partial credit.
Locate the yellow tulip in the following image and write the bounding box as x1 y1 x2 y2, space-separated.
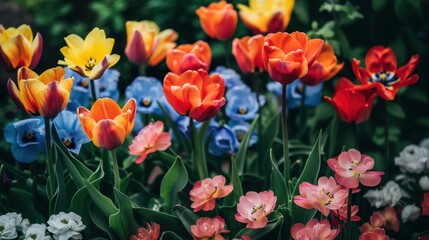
0 24 43 70
58 27 120 80
7 67 74 118
237 0 295 34
125 20 178 66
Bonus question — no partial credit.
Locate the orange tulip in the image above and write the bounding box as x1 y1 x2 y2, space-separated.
196 0 237 41
232 34 265 74
238 0 295 34
125 20 178 66
301 42 344 86
166 40 211 75
7 67 73 118
0 24 43 70
163 69 226 122
263 32 324 85
77 98 136 150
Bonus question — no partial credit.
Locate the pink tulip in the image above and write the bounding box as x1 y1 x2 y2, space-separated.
191 216 229 240
359 228 389 240
327 149 384 189
332 203 361 222
129 121 171 164
190 175 233 212
235 190 277 229
130 222 160 240
291 219 339 240
294 176 348 216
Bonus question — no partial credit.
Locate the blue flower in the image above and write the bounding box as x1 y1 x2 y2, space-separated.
4 118 45 163
94 68 120 101
174 116 201 138
225 85 259 121
125 76 165 115
211 66 244 88
229 120 258 149
53 110 90 154
208 122 237 156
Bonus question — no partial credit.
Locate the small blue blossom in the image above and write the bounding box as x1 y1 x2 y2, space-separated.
266 80 323 109
94 68 120 101
174 116 201 138
208 122 237 156
125 76 165 115
229 120 258 149
211 66 244 88
225 85 259 121
53 111 90 154
4 118 45 163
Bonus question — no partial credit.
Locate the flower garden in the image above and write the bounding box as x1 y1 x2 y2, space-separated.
0 0 428 239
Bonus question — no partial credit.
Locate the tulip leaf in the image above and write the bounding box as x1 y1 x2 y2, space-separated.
234 211 283 239
7 188 44 223
160 231 183 240
270 149 288 207
109 188 138 238
236 115 259 175
291 131 321 224
83 178 118 218
52 144 68 214
70 187 94 237
160 157 188 214
173 204 198 236
90 204 117 240
157 151 177 167
134 207 189 236
387 102 406 119
223 156 243 206
257 112 280 178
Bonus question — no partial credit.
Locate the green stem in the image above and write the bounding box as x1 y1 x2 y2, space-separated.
328 114 339 157
111 149 120 190
384 101 390 180
44 117 55 199
189 118 208 179
346 188 353 240
223 40 231 68
90 79 97 102
252 73 263 175
139 64 147 76
281 84 290 183
298 84 307 139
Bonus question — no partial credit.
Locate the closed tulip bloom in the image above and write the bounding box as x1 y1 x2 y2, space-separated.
125 20 178 66
0 24 43 70
352 45 419 100
7 67 73 118
196 1 237 41
238 0 295 34
263 32 324 85
232 35 265 74
291 219 339 240
163 69 226 122
301 42 344 86
77 98 136 150
325 77 377 124
166 40 211 75
58 27 120 80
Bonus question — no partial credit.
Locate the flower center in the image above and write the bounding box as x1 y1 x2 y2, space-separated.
371 71 399 87
85 57 97 71
79 79 89 88
61 218 69 224
237 133 244 142
63 137 76 149
238 106 247 114
141 98 152 107
23 131 37 143
251 204 263 214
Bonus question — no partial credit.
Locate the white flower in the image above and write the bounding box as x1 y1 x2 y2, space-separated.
47 212 85 240
401 205 421 223
0 214 17 239
419 175 429 191
420 136 429 150
24 224 51 240
394 145 429 174
20 218 31 233
363 181 403 208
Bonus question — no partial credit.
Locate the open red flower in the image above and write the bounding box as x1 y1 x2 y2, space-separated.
196 0 237 41
263 31 324 85
325 77 377 124
352 45 419 100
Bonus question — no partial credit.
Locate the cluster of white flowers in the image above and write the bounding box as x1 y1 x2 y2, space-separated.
394 144 429 174
363 180 405 208
0 212 85 240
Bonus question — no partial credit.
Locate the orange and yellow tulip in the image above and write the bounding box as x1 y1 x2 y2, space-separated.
77 98 136 150
58 27 120 80
7 67 73 118
232 34 265 74
125 20 178 66
196 1 237 41
0 24 43 70
263 32 324 85
301 42 344 86
237 0 295 34
166 40 211 75
163 70 226 122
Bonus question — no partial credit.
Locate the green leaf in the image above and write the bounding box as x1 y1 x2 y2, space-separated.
223 156 243 206
52 144 68 214
291 131 321 224
234 211 283 239
257 112 280 178
83 178 118 218
109 188 138 238
236 115 259 174
160 157 188 214
7 188 44 223
278 208 293 240
387 102 406 119
90 204 117 240
173 204 199 236
394 0 423 26
270 149 288 207
372 0 387 11
160 231 183 240
157 151 177 167
134 207 189 237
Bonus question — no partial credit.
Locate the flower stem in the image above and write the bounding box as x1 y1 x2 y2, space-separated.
111 149 120 190
44 117 55 199
189 118 208 179
90 79 97 102
346 188 353 240
328 114 339 157
384 101 390 180
281 84 290 183
298 84 307 139
223 40 232 68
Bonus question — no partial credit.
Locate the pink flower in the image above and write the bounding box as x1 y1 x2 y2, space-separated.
359 228 389 240
382 206 399 232
129 121 171 164
191 216 229 240
291 219 339 240
294 176 348 216
130 222 160 240
332 203 361 222
327 149 384 188
422 192 429 216
235 190 277 229
190 175 233 212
